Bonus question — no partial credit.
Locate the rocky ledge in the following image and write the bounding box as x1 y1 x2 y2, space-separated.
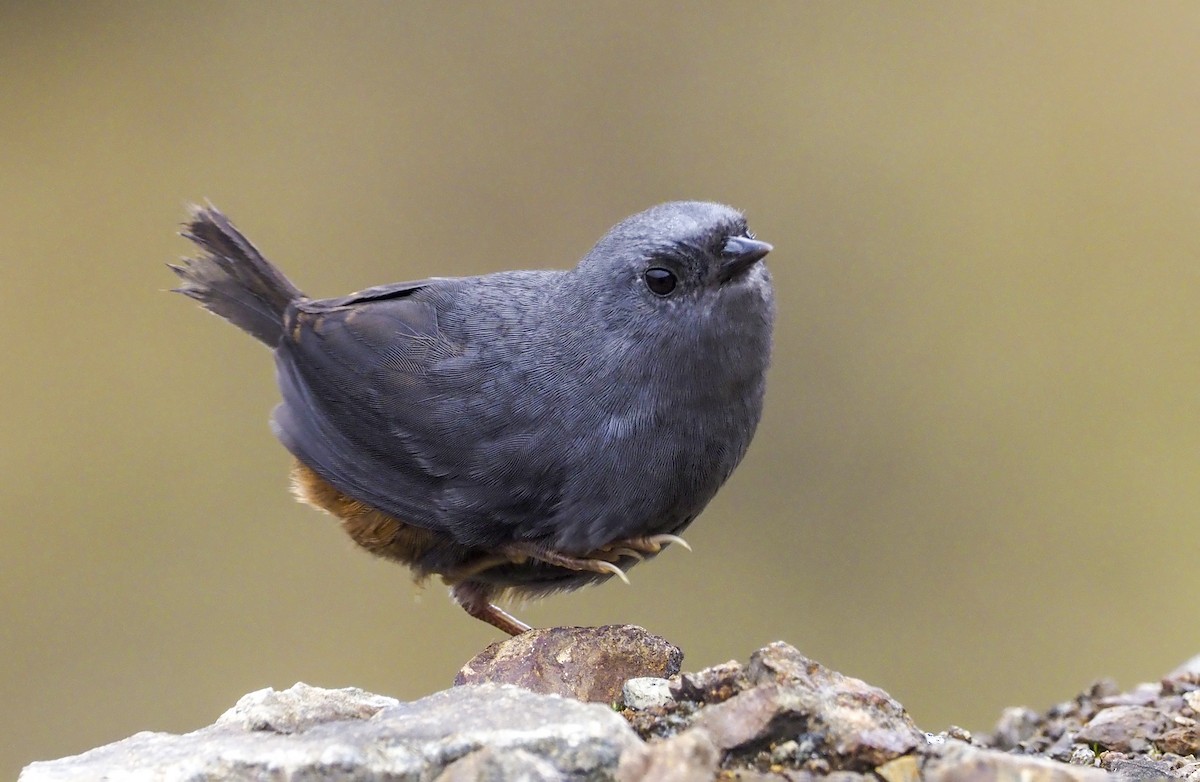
20 626 1200 781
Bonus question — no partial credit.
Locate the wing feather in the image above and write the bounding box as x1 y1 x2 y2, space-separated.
271 281 565 548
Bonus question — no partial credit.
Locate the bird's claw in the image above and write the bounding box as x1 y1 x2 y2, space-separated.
648 533 692 552
591 559 632 584
599 533 692 556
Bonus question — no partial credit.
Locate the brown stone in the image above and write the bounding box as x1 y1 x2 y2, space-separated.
875 754 920 782
741 642 924 769
670 659 745 705
1076 705 1171 753
691 683 795 752
1158 724 1200 756
454 624 683 703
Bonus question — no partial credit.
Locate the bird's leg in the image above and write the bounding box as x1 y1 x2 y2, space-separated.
441 542 632 584
443 533 689 587
450 581 532 636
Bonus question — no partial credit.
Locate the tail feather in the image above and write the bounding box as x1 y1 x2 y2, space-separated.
171 205 303 346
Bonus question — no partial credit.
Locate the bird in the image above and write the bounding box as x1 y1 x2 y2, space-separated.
171 201 774 635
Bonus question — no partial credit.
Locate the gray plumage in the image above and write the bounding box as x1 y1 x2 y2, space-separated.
172 201 774 628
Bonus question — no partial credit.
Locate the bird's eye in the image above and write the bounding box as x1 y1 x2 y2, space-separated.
643 267 677 296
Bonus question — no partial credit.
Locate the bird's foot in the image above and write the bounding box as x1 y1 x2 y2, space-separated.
441 542 633 584
502 544 632 584
442 534 691 587
489 534 691 582
596 533 691 557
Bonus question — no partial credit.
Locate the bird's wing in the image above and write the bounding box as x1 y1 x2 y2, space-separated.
272 281 565 547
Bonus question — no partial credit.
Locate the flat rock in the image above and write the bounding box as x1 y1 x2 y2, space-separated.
20 682 641 782
455 624 683 703
214 682 398 733
24 644 1200 781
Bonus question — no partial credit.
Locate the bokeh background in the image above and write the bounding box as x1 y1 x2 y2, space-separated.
3 2 1198 776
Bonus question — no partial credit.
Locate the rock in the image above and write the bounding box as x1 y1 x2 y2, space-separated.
214 682 399 733
1096 683 1160 709
943 726 971 743
720 641 924 769
1159 724 1200 756
1068 745 1098 766
435 747 565 782
20 682 640 782
622 678 675 711
925 741 1111 781
1076 705 1171 753
670 660 744 704
691 682 797 752
991 706 1041 750
1166 654 1200 682
979 654 1200 771
631 642 924 775
875 754 920 782
615 727 719 782
23 641 1200 781
1101 754 1177 780
455 625 683 703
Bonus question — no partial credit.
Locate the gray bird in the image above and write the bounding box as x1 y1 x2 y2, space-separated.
171 201 774 634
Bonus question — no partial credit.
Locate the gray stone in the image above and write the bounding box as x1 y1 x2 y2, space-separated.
435 746 565 782
1102 755 1177 780
991 706 1041 750
1166 654 1200 681
20 682 641 782
1069 745 1098 766
925 740 1113 781
615 728 719 782
214 681 399 733
621 677 674 711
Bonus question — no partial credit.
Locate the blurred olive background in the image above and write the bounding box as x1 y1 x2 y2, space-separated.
3 1 1198 776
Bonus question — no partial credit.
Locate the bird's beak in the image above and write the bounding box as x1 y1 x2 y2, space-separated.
718 236 773 283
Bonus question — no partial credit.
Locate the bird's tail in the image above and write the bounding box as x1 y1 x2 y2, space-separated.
170 205 303 346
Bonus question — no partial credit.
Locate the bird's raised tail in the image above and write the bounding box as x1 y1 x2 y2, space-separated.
170 205 303 346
